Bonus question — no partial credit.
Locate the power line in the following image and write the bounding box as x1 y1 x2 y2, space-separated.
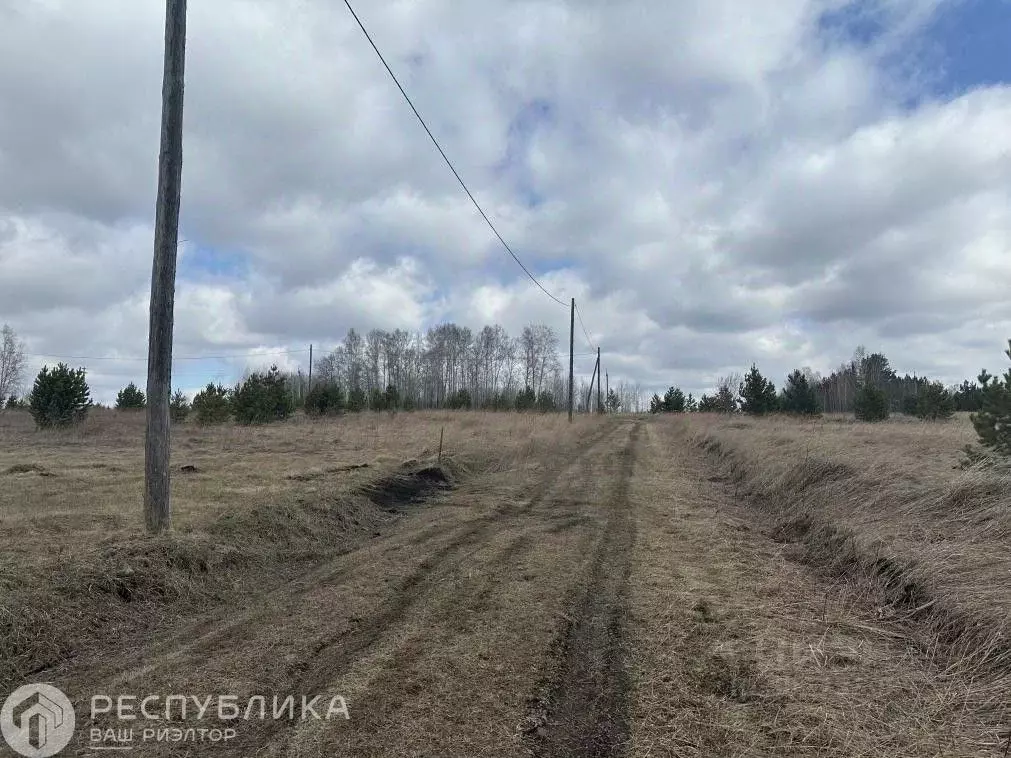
341 0 567 309
574 302 596 350
25 348 311 363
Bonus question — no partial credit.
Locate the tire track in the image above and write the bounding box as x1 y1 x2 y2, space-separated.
88 422 619 698
215 419 623 756
524 421 640 758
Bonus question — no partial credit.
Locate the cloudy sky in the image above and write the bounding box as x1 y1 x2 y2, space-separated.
1 0 1009 402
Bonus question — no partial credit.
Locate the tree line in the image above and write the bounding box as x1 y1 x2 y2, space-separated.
1 321 638 426
5 319 1009 443
649 344 1001 422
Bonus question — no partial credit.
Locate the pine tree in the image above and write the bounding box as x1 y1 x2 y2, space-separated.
605 389 621 413
915 382 954 421
649 393 664 414
780 370 819 415
739 364 778 415
697 394 718 412
713 386 737 413
28 363 92 428
347 386 367 412
192 383 231 424
854 383 889 422
663 386 686 413
169 389 190 422
368 386 387 411
116 382 146 410
231 365 293 424
971 340 1011 456
514 386 536 411
536 391 556 412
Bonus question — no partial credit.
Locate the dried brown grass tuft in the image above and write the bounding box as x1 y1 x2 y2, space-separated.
689 412 1011 731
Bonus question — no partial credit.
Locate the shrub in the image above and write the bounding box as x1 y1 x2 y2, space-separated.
447 388 472 410
915 382 954 421
28 363 92 428
780 370 820 415
697 394 717 412
605 389 621 413
169 389 190 422
515 386 536 412
5 394 25 410
739 364 779 416
971 341 1011 457
698 386 738 413
384 384 400 411
116 382 146 410
953 376 985 412
192 383 231 424
231 365 293 425
901 395 919 416
854 383 889 422
368 387 387 412
536 390 556 412
490 392 511 412
347 386 367 412
304 383 345 416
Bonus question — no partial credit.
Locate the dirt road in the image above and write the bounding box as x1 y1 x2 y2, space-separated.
51 418 1003 756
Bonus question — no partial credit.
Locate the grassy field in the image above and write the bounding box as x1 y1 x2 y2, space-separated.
0 409 591 691
1 408 1008 756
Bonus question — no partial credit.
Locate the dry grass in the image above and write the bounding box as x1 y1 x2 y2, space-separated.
0 407 593 692
6 406 1011 755
627 419 1008 756
687 412 1011 749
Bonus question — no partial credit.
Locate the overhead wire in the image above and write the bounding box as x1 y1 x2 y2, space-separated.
24 348 311 363
341 0 568 309
574 302 596 351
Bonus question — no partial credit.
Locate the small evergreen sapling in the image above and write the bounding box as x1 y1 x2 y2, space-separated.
28 363 92 428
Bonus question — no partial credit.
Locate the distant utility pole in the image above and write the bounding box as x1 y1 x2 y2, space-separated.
590 349 598 416
587 350 599 412
144 0 187 534
568 298 574 423
308 344 313 393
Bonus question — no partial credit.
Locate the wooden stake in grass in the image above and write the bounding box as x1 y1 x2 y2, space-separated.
438 426 444 463
144 0 187 534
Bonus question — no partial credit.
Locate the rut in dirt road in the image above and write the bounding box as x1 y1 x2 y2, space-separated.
525 421 640 758
214 419 625 756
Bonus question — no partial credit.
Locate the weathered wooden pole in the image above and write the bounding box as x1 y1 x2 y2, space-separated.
144 0 187 534
568 298 575 422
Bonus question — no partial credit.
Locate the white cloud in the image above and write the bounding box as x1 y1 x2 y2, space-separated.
1 0 1009 403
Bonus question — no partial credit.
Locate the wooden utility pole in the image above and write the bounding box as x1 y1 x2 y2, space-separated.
596 347 602 414
605 371 609 412
587 351 599 412
144 0 187 534
308 344 313 393
568 298 574 422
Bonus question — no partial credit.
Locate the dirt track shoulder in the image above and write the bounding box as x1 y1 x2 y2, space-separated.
625 419 1005 757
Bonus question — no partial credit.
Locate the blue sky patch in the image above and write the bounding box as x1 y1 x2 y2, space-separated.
179 244 248 281
921 0 1011 95
817 1 1010 102
817 3 890 47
